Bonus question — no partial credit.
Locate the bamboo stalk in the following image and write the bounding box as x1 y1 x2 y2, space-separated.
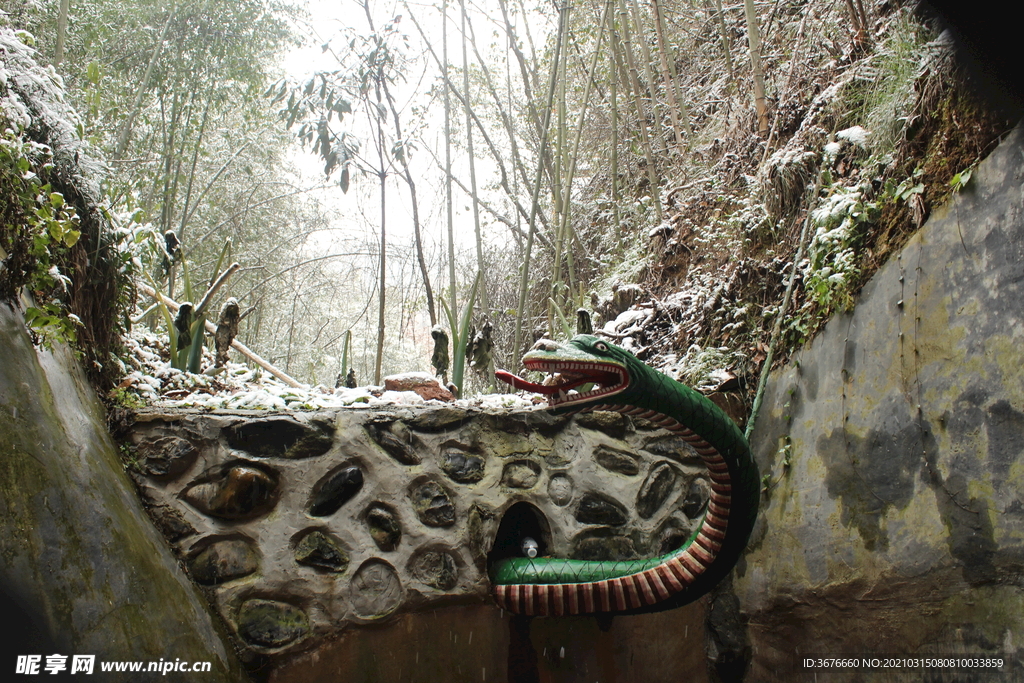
711 0 736 92
513 3 567 359
443 0 457 326
54 0 70 64
609 7 622 242
743 0 769 136
460 0 487 315
626 0 669 156
552 1 611 324
193 262 240 320
650 0 691 145
113 2 175 160
616 0 663 223
745 175 823 439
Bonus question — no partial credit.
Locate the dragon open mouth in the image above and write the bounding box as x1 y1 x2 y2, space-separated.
495 359 628 407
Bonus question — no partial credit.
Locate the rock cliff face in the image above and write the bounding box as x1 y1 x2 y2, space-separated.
735 124 1024 680
0 302 247 680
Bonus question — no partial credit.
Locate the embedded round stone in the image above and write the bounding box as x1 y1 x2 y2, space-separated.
225 418 334 459
641 435 702 465
350 560 403 618
369 422 419 465
489 411 569 433
575 410 628 438
441 449 484 484
637 461 679 519
570 529 639 561
148 504 196 542
182 463 277 520
187 538 259 585
308 465 363 517
410 481 456 527
407 407 472 432
501 460 540 489
134 436 198 480
409 550 458 590
654 518 692 555
575 492 628 526
366 503 402 551
237 599 309 649
547 473 574 507
682 478 710 519
295 530 349 573
593 444 641 476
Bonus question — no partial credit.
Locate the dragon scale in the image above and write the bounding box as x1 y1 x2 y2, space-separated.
491 335 760 616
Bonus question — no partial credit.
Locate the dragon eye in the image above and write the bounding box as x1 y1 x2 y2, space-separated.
594 341 609 353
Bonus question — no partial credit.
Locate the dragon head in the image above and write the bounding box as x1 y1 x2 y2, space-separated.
495 334 636 408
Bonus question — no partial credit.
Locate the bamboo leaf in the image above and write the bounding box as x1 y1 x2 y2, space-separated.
549 297 573 339
186 314 206 373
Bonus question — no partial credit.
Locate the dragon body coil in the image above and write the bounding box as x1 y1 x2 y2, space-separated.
492 335 760 616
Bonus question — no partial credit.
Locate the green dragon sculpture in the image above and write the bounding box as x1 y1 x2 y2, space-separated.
492 335 760 616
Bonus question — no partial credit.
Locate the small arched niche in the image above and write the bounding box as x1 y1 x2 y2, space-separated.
487 501 552 571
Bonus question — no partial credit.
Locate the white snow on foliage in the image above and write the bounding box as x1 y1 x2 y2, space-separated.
836 125 870 148
0 28 106 196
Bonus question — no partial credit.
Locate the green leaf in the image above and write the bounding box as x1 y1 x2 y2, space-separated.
549 298 573 339
187 315 206 373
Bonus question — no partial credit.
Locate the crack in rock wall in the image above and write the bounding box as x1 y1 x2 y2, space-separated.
736 124 1024 681
128 404 714 674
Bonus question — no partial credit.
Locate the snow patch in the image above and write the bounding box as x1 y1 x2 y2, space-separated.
836 126 870 148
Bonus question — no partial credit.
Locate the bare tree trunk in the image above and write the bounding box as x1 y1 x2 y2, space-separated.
844 0 871 49
460 9 551 239
743 0 769 136
406 7 556 250
497 0 556 200
374 166 386 384
548 0 571 334
381 77 435 327
443 0 457 325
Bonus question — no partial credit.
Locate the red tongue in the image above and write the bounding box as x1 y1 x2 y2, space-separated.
494 370 561 395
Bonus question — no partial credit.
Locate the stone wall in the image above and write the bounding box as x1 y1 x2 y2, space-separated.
736 125 1024 680
127 404 714 679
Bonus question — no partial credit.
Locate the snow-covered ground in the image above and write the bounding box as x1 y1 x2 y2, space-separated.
117 325 534 412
